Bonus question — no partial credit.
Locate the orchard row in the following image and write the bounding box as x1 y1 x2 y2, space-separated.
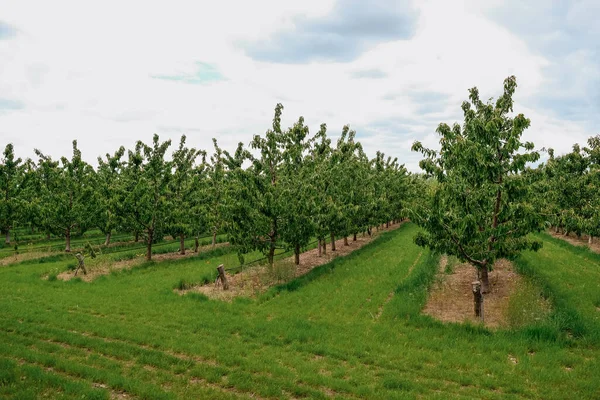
0 104 420 265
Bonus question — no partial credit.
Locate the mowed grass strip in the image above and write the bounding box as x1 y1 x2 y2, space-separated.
516 232 600 343
1 223 600 399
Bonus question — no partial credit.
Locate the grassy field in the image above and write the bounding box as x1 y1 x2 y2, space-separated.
1 223 599 399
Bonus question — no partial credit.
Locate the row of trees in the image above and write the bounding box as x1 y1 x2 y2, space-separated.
526 136 600 242
0 105 417 266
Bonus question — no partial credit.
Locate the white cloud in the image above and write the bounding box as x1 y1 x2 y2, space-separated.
0 0 596 171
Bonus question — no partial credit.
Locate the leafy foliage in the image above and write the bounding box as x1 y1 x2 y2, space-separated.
411 76 544 292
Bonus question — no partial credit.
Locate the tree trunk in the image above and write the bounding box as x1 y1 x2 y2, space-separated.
589 236 593 245
344 237 349 246
353 232 357 241
212 230 217 249
267 239 275 268
146 230 153 261
480 267 490 294
322 239 326 255
179 233 185 255
294 243 300 265
46 232 51 240
472 281 483 320
194 236 199 253
330 232 336 251
5 229 9 245
554 226 559 233
318 239 322 257
367 227 372 236
135 232 139 242
104 232 111 246
386 221 390 228
65 229 71 252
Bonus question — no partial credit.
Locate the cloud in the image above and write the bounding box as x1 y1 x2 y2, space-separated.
0 98 24 112
151 62 226 85
475 0 600 131
0 21 17 39
350 69 388 79
240 0 418 63
0 0 596 174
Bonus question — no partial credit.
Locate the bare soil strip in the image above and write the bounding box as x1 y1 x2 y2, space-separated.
423 258 521 328
549 230 600 254
57 242 229 282
181 222 406 301
1 251 54 267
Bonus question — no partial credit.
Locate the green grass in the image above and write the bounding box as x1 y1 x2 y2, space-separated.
0 224 599 399
514 232 600 344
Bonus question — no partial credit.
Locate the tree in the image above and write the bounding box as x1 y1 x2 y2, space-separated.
411 76 543 293
19 159 43 236
278 115 314 265
120 135 172 261
247 103 286 267
309 123 333 255
0 144 23 244
584 135 600 242
35 141 96 252
546 144 590 236
205 139 229 249
167 135 202 255
95 146 126 245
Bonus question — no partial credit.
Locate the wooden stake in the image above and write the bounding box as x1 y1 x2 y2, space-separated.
217 264 229 290
472 281 483 321
74 253 87 276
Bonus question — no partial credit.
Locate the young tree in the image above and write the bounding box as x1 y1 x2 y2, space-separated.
248 103 286 267
584 135 600 242
19 159 43 236
35 141 96 252
205 139 229 249
309 123 333 255
0 144 23 244
278 116 314 265
167 135 202 255
120 135 172 261
411 76 543 293
545 144 591 236
95 146 126 245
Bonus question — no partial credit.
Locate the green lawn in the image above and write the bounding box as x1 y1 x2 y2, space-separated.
1 223 599 399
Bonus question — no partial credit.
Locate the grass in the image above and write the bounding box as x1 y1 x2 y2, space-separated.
0 223 599 399
514 232 600 344
505 280 552 329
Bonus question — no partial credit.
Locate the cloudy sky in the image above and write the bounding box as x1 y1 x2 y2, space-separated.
0 0 598 171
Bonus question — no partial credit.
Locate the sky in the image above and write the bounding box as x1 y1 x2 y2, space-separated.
0 0 598 171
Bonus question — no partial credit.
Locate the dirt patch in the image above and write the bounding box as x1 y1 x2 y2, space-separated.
423 258 521 328
0 251 54 266
57 242 229 282
181 223 406 301
548 230 600 254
